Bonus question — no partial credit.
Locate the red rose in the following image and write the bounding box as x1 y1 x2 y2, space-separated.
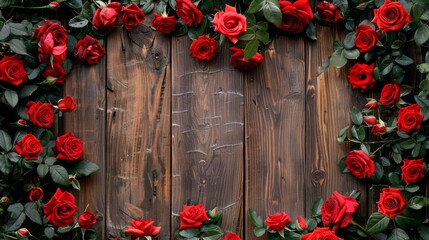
120 3 145 31
264 212 291 231
212 5 247 44
345 150 375 179
175 0 203 26
316 1 342 23
296 216 307 231
58 96 77 112
74 35 106 65
15 134 43 161
222 233 241 240
377 188 408 218
380 83 400 106
42 62 67 84
0 55 27 86
28 187 44 202
397 104 423 133
179 204 209 229
92 2 122 31
150 14 177 34
301 227 342 240
230 47 264 70
278 0 313 34
125 219 161 237
53 132 84 162
363 116 376 126
189 35 217 61
355 25 380 53
371 123 386 136
401 158 425 185
43 188 77 227
25 101 54 129
371 0 411 33
365 98 378 110
78 211 97 229
321 192 359 231
33 20 68 64
49 2 60 10
347 63 375 92
17 228 30 237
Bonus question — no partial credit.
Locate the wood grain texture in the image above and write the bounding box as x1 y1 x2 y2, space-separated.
105 26 171 239
171 37 244 237
63 61 106 238
244 35 306 239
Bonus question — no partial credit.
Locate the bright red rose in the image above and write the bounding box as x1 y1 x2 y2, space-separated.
28 187 44 202
221 233 241 240
190 35 217 61
277 0 313 34
74 35 106 65
33 20 68 64
92 2 122 31
380 83 400 106
150 14 177 34
179 204 209 229
345 150 375 179
371 123 386 136
363 116 376 126
377 188 408 219
397 104 423 133
321 192 359 231
125 219 161 237
15 134 43 161
25 101 54 129
230 47 264 70
401 158 425 185
212 5 247 44
176 0 202 26
301 227 342 240
365 98 378 109
120 3 145 31
296 216 307 231
58 96 77 112
78 211 97 229
347 63 375 92
53 132 84 162
316 1 342 23
41 62 67 84
264 212 291 231
355 25 380 53
0 55 27 86
371 0 411 33
44 188 77 227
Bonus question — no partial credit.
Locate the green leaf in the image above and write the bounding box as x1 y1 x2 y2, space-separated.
50 165 70 185
68 160 100 177
5 203 25 231
395 55 414 66
0 24 11 41
58 226 73 233
405 184 419 193
37 164 49 178
0 130 12 151
44 227 55 239
4 90 18 108
7 23 29 36
311 197 323 217
25 202 42 225
156 0 167 14
179 228 200 238
388 173 401 185
399 139 415 150
343 32 356 49
343 49 360 60
256 30 270 44
331 49 347 68
395 215 422 229
408 196 428 210
337 126 349 143
188 17 207 40
351 125 365 141
370 162 383 183
387 228 409 240
7 152 20 163
247 0 264 13
417 63 429 74
366 212 390 233
418 225 429 239
415 24 429 46
351 106 363 125
8 38 28 56
68 16 89 29
392 152 402 164
64 0 83 8
0 0 17 8
254 226 265 237
305 22 316 40
244 39 259 60
0 154 12 175
19 85 39 98
262 1 282 26
248 209 263 228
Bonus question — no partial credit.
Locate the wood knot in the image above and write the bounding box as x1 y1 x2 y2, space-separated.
129 24 153 48
311 170 326 186
151 51 165 70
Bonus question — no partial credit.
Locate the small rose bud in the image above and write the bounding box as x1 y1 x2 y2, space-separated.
356 2 366 10
0 197 9 204
208 207 221 218
17 228 30 237
371 123 386 136
28 187 44 202
296 216 307 232
78 211 97 229
49 1 60 10
365 98 378 110
363 116 377 126
58 96 77 112
17 119 27 127
68 175 76 182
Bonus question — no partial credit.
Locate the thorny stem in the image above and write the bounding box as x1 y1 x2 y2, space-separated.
0 233 18 239
350 221 377 240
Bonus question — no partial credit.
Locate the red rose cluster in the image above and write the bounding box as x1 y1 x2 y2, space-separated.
92 3 145 31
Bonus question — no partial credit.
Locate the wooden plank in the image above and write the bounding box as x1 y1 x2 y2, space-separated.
63 61 106 238
171 37 244 237
244 36 307 239
105 27 171 239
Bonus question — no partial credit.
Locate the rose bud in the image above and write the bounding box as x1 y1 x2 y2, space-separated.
28 187 44 202
58 96 77 112
371 123 386 136
78 211 97 229
363 116 376 126
0 197 9 204
365 98 378 109
17 228 30 237
356 2 366 10
208 207 221 218
17 119 27 127
49 2 60 10
69 175 76 182
296 216 307 232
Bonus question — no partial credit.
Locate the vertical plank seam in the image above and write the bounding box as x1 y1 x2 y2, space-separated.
169 35 174 240
242 71 247 239
104 36 109 240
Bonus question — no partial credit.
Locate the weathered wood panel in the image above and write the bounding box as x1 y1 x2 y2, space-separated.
171 38 244 237
105 27 171 239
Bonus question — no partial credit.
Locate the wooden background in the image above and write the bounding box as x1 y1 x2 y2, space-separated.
63 20 368 239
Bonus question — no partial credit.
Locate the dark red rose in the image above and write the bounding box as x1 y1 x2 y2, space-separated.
74 35 106 65
125 219 161 237
230 47 264 70
15 134 43 161
296 216 307 231
277 0 313 34
189 35 217 60
179 204 209 229
377 188 408 219
365 98 378 109
371 123 386 136
397 104 423 133
301 227 342 240
175 0 203 26
78 211 97 229
212 5 247 44
92 2 122 31
17 228 30 237
355 25 380 53
347 63 375 92
28 187 44 202
316 1 342 23
53 132 84 162
264 212 291 231
380 83 400 106
42 62 67 84
0 55 27 86
120 3 145 31
25 101 54 129
321 192 359 231
371 0 411 33
33 20 68 64
44 188 77 227
363 116 376 126
401 158 425 185
150 14 177 34
221 233 241 240
345 150 375 179
58 96 77 112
